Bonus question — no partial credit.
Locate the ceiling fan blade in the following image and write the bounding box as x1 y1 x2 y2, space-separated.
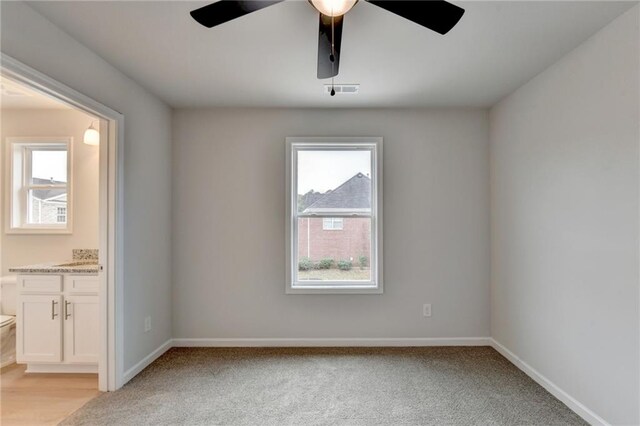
190 0 284 28
317 13 344 79
364 0 464 35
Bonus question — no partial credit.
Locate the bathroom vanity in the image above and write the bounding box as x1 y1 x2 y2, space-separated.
10 260 99 374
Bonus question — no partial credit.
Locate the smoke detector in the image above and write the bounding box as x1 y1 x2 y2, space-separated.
324 84 360 95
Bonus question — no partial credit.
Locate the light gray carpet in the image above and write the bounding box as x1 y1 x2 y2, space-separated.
62 347 586 425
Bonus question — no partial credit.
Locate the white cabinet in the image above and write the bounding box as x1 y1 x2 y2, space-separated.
17 294 63 363
64 295 99 363
16 274 99 372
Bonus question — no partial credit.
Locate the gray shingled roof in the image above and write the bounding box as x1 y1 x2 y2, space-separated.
32 177 66 201
304 173 371 213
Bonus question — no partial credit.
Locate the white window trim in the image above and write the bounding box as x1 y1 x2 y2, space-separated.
4 137 73 234
285 137 383 295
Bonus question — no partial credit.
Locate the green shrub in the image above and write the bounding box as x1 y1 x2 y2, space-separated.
298 257 314 271
337 260 352 271
358 255 369 268
318 258 334 270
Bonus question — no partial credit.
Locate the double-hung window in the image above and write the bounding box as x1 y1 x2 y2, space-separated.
6 138 72 233
286 137 383 294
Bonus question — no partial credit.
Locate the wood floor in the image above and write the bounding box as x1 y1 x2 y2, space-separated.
1 363 100 426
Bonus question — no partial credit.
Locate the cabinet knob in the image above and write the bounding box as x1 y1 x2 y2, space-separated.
51 300 58 320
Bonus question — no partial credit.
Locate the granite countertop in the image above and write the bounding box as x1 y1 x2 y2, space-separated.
9 260 99 274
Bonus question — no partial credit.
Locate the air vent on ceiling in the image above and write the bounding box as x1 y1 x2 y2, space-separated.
324 84 360 95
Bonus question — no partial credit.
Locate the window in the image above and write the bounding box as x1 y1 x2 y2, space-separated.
56 207 67 223
6 138 72 233
286 137 383 294
322 217 343 230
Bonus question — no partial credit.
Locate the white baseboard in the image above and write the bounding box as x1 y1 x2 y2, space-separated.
122 338 172 386
490 339 609 426
172 337 492 347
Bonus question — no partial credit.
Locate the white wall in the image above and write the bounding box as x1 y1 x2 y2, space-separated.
490 6 639 425
1 108 99 275
0 2 173 375
172 108 490 340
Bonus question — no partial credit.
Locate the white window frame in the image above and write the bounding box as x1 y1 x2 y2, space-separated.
285 137 383 294
322 217 344 230
5 137 73 234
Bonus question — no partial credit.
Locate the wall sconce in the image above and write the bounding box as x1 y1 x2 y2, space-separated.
83 120 100 146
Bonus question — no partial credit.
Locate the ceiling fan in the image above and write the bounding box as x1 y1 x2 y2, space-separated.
190 0 465 80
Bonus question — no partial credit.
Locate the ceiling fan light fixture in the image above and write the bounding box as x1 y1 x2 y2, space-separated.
309 0 358 17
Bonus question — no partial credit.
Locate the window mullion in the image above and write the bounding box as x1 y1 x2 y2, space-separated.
25 184 68 190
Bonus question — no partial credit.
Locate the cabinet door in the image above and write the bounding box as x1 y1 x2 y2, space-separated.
17 295 63 363
63 295 99 363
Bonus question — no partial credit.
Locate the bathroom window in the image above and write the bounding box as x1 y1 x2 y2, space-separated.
286 137 383 294
5 138 72 233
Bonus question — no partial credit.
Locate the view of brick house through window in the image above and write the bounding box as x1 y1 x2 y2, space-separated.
297 170 372 282
297 141 380 288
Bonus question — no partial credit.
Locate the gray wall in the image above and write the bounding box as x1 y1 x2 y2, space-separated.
172 108 490 339
0 2 173 374
490 7 639 425
1 109 99 276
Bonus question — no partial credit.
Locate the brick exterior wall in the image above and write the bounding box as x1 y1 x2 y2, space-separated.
298 217 370 263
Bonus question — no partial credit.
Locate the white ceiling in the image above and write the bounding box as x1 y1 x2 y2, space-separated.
1 76 71 109
28 1 636 108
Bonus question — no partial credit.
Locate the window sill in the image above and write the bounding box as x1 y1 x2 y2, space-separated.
287 284 383 295
6 227 72 235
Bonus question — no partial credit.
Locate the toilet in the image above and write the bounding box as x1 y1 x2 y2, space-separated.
1 275 17 368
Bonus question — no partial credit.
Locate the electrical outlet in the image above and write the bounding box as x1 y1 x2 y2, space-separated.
423 304 432 317
144 316 151 332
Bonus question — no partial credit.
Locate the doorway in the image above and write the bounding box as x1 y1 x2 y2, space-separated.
0 53 122 394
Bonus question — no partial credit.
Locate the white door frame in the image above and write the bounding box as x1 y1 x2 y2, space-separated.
1 53 124 391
